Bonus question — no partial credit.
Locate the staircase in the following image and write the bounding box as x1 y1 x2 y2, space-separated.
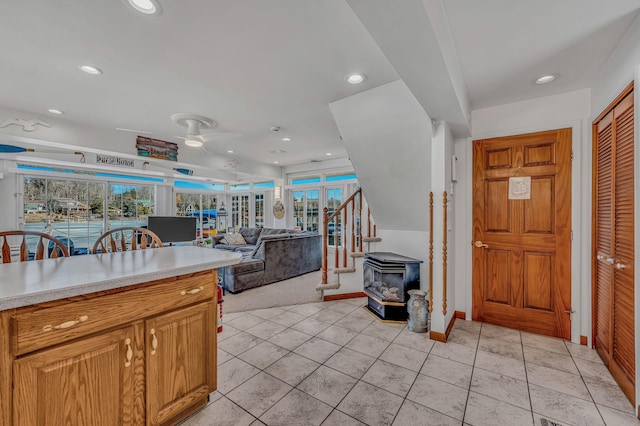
316 187 379 298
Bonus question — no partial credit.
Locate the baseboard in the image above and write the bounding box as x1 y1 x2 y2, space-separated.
455 311 466 320
580 335 588 346
429 313 457 342
323 291 366 301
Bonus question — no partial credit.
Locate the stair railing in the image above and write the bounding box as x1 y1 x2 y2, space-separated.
321 187 376 284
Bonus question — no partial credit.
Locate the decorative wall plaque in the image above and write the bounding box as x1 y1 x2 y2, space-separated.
508 176 531 200
273 200 285 219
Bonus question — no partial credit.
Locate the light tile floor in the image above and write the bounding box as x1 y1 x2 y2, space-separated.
181 298 640 426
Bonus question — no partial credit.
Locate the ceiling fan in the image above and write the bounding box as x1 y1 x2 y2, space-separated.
171 113 242 152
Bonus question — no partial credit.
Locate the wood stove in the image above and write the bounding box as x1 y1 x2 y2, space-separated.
363 252 423 322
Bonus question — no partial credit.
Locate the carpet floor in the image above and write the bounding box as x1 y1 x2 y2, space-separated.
222 270 325 313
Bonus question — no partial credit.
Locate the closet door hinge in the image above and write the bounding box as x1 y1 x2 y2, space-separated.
571 230 574 241
571 150 574 161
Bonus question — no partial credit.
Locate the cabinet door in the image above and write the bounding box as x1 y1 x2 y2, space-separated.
146 302 215 425
14 325 138 426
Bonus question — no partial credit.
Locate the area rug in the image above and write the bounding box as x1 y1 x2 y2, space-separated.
222 270 324 313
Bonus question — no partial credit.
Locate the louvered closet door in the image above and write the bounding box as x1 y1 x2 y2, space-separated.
593 87 635 405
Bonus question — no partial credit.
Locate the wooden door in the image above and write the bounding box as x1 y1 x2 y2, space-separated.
146 302 215 425
593 86 635 404
472 129 572 339
13 325 138 425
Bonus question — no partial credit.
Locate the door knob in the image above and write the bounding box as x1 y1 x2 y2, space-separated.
596 254 604 261
615 263 626 270
606 258 615 265
474 240 489 248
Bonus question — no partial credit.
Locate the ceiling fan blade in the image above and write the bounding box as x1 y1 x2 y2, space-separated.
200 132 244 142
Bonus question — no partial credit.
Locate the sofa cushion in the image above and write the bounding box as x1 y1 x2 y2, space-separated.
234 245 257 253
260 228 289 236
239 227 262 244
222 233 247 245
227 259 264 275
214 244 237 251
250 233 291 258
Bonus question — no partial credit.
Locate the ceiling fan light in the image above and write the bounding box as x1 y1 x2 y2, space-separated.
126 0 162 16
185 138 203 147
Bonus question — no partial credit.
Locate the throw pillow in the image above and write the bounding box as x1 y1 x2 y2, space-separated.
222 233 247 245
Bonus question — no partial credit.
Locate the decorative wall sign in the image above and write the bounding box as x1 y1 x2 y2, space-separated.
508 176 531 199
136 136 178 161
96 154 135 167
273 200 285 219
0 118 50 132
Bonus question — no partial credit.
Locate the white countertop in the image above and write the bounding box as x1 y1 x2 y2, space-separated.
0 246 242 310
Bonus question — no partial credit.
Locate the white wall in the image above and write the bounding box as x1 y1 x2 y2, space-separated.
590 13 640 411
329 79 432 232
429 122 456 334
459 88 591 344
0 160 18 230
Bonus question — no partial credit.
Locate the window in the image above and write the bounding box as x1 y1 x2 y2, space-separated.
175 192 218 236
255 194 265 228
326 173 357 182
292 177 321 185
291 189 319 232
22 176 154 254
326 187 342 246
231 194 249 229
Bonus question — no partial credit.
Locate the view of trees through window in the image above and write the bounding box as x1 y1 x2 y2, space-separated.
175 192 218 236
23 177 154 253
293 189 319 233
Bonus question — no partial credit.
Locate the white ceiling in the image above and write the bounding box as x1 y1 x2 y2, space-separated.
0 0 638 172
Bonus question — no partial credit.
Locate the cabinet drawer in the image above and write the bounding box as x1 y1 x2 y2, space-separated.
13 271 215 355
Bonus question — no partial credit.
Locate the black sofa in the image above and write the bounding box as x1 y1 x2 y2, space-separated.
212 227 322 293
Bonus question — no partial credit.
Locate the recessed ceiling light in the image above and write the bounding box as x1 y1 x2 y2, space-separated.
227 150 234 154
79 65 102 75
281 137 291 142
125 0 162 15
325 152 333 156
270 149 287 154
185 138 203 147
346 73 366 84
535 74 558 85
47 109 63 114
273 161 280 164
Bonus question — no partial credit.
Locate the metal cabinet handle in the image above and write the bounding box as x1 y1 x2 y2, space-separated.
150 328 158 355
616 263 626 270
606 258 615 265
474 240 489 248
124 338 133 367
42 315 89 332
596 254 604 260
181 286 204 296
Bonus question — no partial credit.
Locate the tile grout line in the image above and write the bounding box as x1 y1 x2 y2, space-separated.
564 339 608 426
520 330 536 426
460 322 482 424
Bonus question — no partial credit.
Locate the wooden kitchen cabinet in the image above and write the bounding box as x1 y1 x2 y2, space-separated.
13 325 141 425
147 302 215 425
1 270 218 426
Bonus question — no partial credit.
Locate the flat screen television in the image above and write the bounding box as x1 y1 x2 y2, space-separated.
147 216 197 243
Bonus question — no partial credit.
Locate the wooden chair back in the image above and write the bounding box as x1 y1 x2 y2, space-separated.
0 230 70 263
92 227 163 254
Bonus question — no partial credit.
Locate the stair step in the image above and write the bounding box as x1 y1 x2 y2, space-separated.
316 282 340 291
334 267 356 274
350 252 365 258
362 237 382 243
